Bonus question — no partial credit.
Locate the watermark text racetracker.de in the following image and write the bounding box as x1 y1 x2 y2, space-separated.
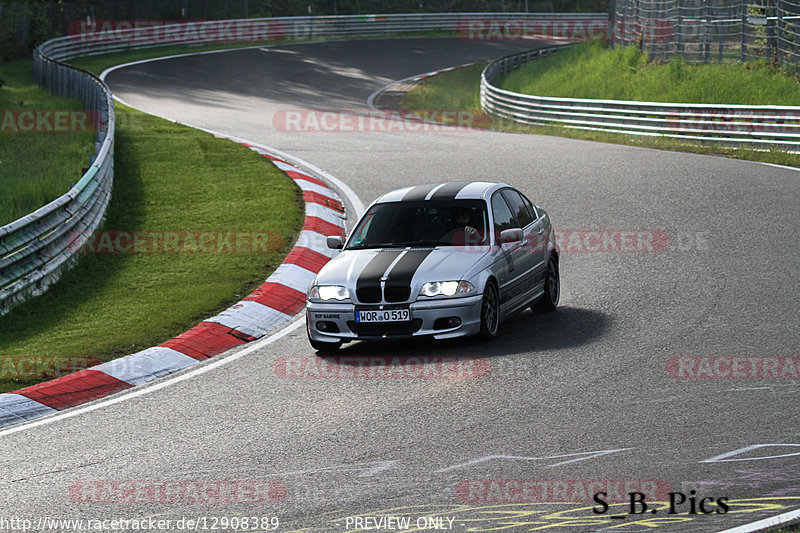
69 480 286 504
545 229 708 253
273 110 490 133
667 356 800 379
70 231 284 254
273 356 491 379
457 479 675 503
68 19 285 43
457 18 674 42
0 355 157 381
0 355 102 380
1 110 101 133
455 229 708 253
667 109 800 135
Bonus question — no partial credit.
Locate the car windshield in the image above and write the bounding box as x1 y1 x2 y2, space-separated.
346 200 490 249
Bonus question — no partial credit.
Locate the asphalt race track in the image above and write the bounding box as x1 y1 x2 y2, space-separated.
1 38 799 533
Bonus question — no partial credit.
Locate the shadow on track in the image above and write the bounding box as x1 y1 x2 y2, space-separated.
106 38 546 111
320 306 609 359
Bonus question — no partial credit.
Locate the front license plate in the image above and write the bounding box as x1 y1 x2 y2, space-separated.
356 309 411 323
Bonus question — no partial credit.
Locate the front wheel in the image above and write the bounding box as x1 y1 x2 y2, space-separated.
534 256 560 312
308 336 342 354
479 281 500 339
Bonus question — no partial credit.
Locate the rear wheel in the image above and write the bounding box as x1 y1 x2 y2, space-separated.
534 256 560 312
479 281 500 339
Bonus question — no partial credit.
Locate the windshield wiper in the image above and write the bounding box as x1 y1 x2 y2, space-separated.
347 242 406 250
392 240 444 247
347 240 445 250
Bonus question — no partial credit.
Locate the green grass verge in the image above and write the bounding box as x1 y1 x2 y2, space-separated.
496 41 800 105
398 60 800 169
0 103 302 393
0 32 458 393
0 59 96 226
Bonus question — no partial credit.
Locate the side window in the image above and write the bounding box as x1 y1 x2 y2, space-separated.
349 212 375 247
491 193 517 233
519 192 539 220
501 189 534 228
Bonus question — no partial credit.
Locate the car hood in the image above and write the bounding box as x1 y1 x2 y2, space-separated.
315 247 489 296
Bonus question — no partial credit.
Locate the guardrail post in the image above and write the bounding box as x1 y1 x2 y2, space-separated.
607 0 617 47
741 4 747 62
768 10 777 61
676 2 684 58
703 1 710 63
776 0 785 65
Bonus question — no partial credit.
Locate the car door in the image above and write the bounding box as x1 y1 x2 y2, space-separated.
500 188 543 304
490 191 529 314
520 192 548 288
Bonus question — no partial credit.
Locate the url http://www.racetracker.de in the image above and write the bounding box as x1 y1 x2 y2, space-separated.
0 515 281 531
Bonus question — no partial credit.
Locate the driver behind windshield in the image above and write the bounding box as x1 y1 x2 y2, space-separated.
444 207 482 245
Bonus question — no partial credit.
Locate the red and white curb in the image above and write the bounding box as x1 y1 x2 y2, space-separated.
412 62 477 82
366 62 477 110
0 147 345 428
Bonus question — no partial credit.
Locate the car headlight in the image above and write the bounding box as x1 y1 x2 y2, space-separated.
309 285 350 301
419 280 476 297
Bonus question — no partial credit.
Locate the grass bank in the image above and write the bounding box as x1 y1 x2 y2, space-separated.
496 41 800 105
397 49 800 169
0 59 96 226
0 101 302 393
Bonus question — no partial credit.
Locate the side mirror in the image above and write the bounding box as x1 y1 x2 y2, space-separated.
500 228 523 244
326 236 344 249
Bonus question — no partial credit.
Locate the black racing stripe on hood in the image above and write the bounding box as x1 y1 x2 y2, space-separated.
356 250 402 290
401 183 439 202
384 249 434 288
429 181 472 200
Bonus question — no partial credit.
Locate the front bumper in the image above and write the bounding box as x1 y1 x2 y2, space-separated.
306 294 483 342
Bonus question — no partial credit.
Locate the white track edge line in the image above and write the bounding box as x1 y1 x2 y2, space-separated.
0 54 366 436
0 319 304 438
0 135 352 434
716 506 800 533
92 42 800 532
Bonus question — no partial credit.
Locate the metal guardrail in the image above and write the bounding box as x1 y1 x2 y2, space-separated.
0 43 114 315
480 46 800 149
36 12 605 61
2 12 602 315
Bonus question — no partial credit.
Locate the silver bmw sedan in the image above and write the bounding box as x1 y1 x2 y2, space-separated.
306 181 559 352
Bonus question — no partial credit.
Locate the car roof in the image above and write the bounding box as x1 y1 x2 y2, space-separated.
373 181 508 204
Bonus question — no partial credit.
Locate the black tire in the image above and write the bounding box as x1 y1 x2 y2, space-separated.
534 256 560 312
308 336 342 354
479 281 500 339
